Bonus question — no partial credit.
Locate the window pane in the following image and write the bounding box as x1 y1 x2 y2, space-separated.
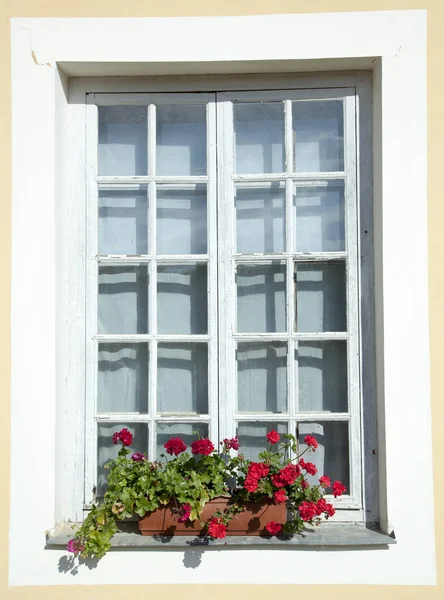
157 186 207 254
98 189 148 255
98 343 149 413
234 103 285 174
237 422 288 462
98 106 147 176
236 183 285 253
157 344 208 414
237 263 286 333
98 266 148 334
157 264 207 334
298 421 350 491
295 262 346 332
156 105 206 176
237 343 287 413
156 422 208 459
97 423 148 496
293 182 345 252
298 341 347 412
293 100 344 172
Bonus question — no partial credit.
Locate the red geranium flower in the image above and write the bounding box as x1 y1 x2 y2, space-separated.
304 435 318 449
265 521 283 535
271 463 300 488
319 475 331 488
191 438 215 456
223 437 240 451
274 490 288 504
112 428 133 446
164 437 187 456
299 458 317 476
325 503 335 517
178 503 192 523
332 481 346 497
266 430 281 444
207 517 227 539
299 500 317 521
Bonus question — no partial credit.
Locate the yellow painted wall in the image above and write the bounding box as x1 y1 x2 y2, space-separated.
1 0 442 597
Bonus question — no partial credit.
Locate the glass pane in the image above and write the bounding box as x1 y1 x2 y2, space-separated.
298 341 347 412
237 422 288 462
157 344 208 414
156 422 209 459
98 343 149 413
293 182 345 252
293 100 344 173
234 103 285 174
97 423 148 496
236 183 285 253
298 421 350 491
98 106 147 176
237 343 287 413
156 105 206 176
157 264 207 334
157 186 207 254
295 262 346 332
98 189 148 255
237 263 286 333
98 266 148 334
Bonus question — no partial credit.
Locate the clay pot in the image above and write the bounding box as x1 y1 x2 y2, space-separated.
138 496 287 536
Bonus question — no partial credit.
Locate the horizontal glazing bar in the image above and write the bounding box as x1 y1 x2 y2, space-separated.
234 413 351 421
233 172 346 182
97 176 209 185
95 334 210 342
233 253 347 262
98 255 209 263
233 333 349 341
95 415 210 422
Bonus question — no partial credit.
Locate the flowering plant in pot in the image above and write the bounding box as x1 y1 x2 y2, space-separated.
67 428 346 559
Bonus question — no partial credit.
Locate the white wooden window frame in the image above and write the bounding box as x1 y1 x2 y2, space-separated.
10 11 434 587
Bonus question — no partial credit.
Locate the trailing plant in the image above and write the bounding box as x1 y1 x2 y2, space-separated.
67 428 345 558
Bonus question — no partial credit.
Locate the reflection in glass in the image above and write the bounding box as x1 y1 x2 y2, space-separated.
294 182 345 252
237 343 287 413
157 105 206 176
99 189 148 255
236 184 285 253
293 100 344 173
157 344 208 414
157 187 207 254
295 262 346 332
237 263 286 333
235 103 285 174
98 343 149 413
157 265 207 334
98 266 148 334
237 422 287 462
156 422 208 459
97 423 148 496
298 341 348 412
98 106 147 176
298 421 349 490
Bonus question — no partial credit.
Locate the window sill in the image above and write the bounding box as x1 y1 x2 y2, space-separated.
46 522 396 549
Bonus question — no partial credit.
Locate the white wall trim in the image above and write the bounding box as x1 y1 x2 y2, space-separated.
10 10 433 586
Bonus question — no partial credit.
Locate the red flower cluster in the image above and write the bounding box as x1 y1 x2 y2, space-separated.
319 475 331 488
222 436 240 451
178 503 192 523
191 438 215 456
332 481 346 497
271 463 300 488
266 430 281 444
207 517 227 539
299 500 317 521
265 521 283 535
112 428 133 446
299 458 317 476
304 435 318 449
273 490 288 504
244 462 269 493
164 437 187 456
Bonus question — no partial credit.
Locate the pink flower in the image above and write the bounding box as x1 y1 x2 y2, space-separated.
319 475 331 488
164 437 187 456
265 521 283 535
332 481 346 497
266 430 280 445
178 503 192 523
67 538 84 555
131 452 145 462
223 437 240 451
304 435 318 449
191 438 215 456
112 428 133 446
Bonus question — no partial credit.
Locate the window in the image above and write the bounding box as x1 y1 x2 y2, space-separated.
84 86 366 517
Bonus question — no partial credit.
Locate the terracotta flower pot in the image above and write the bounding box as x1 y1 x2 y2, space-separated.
138 496 287 536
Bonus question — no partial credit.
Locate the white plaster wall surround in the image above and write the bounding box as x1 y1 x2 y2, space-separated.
10 10 433 586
